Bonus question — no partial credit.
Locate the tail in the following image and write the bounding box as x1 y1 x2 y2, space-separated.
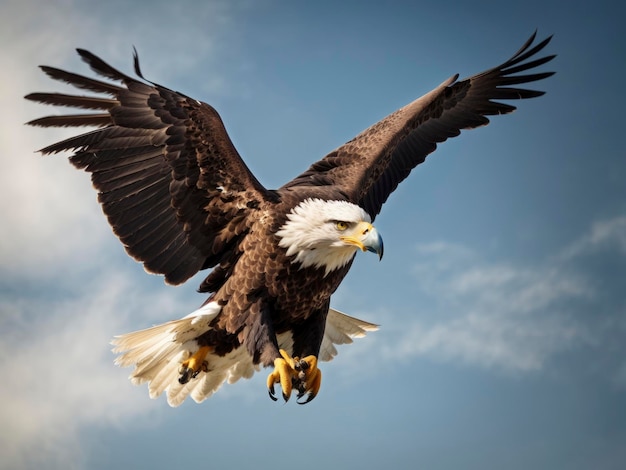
113 304 378 407
112 301 257 407
319 308 379 361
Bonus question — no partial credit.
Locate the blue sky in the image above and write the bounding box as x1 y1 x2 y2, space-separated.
1 0 624 469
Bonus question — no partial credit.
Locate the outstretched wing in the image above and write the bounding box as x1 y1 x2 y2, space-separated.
26 49 275 285
282 32 555 219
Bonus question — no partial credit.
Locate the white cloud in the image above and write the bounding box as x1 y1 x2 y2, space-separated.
369 215 625 379
588 216 626 249
560 215 626 260
0 273 172 469
0 2 114 280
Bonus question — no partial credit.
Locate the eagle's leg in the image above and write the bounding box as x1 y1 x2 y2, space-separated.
178 345 211 384
266 349 321 404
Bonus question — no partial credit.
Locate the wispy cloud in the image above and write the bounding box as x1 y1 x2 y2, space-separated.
0 273 165 469
559 215 626 260
360 214 626 383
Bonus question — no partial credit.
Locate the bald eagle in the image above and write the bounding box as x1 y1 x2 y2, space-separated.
26 32 554 405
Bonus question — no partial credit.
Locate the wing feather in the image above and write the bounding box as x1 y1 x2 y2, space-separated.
26 48 274 285
282 32 555 219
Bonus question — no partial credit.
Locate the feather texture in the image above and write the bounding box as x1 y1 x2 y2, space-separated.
283 32 555 220
25 48 273 285
113 303 376 406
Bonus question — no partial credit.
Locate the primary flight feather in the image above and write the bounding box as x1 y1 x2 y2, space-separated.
25 32 555 405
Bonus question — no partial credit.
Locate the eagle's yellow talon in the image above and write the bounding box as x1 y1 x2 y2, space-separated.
178 345 211 384
266 349 321 404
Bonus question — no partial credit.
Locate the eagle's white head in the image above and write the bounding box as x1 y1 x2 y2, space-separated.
276 198 384 275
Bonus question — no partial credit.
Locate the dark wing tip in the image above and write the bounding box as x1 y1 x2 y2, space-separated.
75 48 132 83
503 31 556 73
75 48 98 66
132 46 147 80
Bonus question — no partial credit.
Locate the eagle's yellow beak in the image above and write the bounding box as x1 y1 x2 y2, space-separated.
340 221 384 260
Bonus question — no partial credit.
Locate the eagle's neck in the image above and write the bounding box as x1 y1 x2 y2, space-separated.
286 242 358 276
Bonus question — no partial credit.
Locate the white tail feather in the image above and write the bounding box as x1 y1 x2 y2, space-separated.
319 308 379 362
112 303 377 406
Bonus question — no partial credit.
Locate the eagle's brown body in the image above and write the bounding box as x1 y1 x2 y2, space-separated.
196 190 354 367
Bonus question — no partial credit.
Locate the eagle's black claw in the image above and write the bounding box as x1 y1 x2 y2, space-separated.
267 384 290 402
297 393 316 405
292 375 316 404
178 347 210 385
178 367 192 385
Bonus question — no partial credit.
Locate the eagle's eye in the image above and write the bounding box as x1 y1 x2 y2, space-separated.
336 221 349 231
